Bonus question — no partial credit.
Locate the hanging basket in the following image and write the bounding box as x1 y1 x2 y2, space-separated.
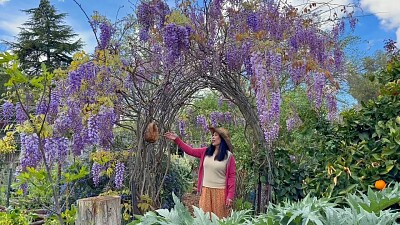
144 121 159 143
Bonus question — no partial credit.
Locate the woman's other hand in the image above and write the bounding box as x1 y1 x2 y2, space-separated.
225 199 233 208
163 132 178 142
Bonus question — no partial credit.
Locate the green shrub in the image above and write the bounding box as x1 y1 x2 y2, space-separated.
161 155 193 209
0 209 31 225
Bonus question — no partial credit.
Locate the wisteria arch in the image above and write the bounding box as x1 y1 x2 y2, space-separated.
119 0 356 211
70 0 356 213
1 0 358 220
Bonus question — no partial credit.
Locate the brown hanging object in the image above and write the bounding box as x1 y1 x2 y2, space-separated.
144 121 159 143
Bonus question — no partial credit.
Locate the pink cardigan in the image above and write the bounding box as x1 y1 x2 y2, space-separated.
174 138 236 201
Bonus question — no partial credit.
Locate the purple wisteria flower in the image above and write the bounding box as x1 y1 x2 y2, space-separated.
20 134 41 170
15 103 28 124
115 161 125 189
87 115 100 145
250 51 282 147
97 106 117 149
99 22 114 49
286 111 303 132
210 112 219 127
196 115 208 133
326 93 337 121
2 102 14 122
313 73 325 109
163 23 190 64
224 112 232 124
53 114 72 136
178 120 186 137
247 12 261 32
92 163 103 186
35 102 48 115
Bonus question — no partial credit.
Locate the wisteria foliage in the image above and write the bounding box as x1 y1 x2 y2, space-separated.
134 0 353 146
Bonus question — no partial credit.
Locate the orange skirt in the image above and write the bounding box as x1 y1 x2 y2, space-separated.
199 186 230 219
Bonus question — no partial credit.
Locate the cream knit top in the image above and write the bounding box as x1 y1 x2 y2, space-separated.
202 151 231 189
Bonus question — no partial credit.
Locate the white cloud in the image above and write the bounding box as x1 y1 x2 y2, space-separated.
360 0 400 44
360 0 400 29
287 0 353 17
0 0 10 5
0 14 27 42
286 0 353 30
77 30 98 54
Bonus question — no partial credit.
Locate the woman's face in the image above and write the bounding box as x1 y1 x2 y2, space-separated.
211 132 221 147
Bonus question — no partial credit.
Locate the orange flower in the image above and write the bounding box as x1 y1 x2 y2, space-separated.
374 180 386 190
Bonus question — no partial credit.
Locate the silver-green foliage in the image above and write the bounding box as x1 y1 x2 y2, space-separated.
130 185 400 225
347 183 400 213
128 193 252 225
323 207 400 225
255 194 334 225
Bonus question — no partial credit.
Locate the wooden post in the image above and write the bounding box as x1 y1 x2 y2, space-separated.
76 196 121 225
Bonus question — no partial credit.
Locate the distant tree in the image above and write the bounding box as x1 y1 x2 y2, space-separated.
346 50 388 104
5 0 82 75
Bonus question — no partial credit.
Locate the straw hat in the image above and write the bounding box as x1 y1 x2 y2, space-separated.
209 127 233 152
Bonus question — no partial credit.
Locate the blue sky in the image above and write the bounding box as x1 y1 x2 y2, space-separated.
0 0 398 54
0 0 136 53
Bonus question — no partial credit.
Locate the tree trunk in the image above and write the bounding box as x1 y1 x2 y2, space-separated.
76 196 121 225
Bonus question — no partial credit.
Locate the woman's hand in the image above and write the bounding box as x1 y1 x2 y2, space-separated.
163 132 178 142
225 199 233 208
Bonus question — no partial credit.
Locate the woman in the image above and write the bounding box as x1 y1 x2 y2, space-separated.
164 127 236 219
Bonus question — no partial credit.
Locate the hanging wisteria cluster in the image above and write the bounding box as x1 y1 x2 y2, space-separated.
286 110 303 132
250 51 281 146
114 161 125 189
44 137 69 166
178 120 186 137
19 133 41 170
99 22 115 50
91 162 104 186
134 0 351 148
2 101 14 123
137 0 170 41
163 24 192 65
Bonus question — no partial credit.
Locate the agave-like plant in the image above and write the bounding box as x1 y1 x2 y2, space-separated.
347 182 400 213
254 194 335 225
130 185 400 225
129 193 252 225
323 207 400 225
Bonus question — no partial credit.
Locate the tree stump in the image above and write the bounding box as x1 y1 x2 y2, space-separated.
76 196 121 225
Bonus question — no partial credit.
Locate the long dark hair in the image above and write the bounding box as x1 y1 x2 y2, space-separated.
205 137 229 161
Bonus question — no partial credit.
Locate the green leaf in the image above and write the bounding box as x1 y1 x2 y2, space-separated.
381 147 395 156
381 164 394 174
30 76 45 89
358 132 369 141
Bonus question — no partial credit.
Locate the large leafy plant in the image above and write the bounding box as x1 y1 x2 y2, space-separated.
130 183 400 225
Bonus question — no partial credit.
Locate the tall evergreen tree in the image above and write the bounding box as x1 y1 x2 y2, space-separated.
6 0 83 75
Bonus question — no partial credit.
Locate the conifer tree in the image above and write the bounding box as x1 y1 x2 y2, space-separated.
6 0 82 75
